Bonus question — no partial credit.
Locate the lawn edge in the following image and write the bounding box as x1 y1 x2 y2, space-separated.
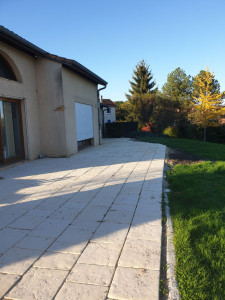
163 157 180 300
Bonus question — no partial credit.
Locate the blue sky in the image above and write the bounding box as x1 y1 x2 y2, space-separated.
1 0 225 101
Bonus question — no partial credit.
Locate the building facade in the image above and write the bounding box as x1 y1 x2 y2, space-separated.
0 26 107 164
102 99 116 124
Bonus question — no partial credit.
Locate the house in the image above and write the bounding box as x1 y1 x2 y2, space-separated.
102 99 116 124
0 26 107 165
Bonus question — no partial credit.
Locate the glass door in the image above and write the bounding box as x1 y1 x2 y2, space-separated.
0 99 24 164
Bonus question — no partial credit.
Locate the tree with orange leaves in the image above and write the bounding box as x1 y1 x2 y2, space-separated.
189 68 225 141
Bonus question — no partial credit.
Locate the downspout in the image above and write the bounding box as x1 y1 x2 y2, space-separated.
97 84 107 145
102 107 108 137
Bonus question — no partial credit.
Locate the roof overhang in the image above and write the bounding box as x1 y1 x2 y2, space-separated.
0 25 107 86
100 103 109 107
0 26 46 57
62 61 107 86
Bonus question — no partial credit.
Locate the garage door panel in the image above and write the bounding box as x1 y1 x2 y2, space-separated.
75 102 94 142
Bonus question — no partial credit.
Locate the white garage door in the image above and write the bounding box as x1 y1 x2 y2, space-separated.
75 102 94 142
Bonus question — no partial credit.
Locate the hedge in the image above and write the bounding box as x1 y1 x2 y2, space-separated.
104 122 138 138
179 124 225 144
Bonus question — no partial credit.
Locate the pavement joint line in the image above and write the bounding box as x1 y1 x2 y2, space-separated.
0 248 46 296
51 154 142 299
0 140 165 299
2 165 111 254
55 143 156 298
0 162 115 299
106 147 160 299
1 166 94 224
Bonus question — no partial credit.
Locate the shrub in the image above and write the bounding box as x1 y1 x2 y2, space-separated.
163 126 179 138
104 122 138 138
179 124 225 143
179 124 203 140
141 122 153 132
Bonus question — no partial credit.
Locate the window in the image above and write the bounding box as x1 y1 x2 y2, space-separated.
0 55 17 81
106 107 111 114
0 99 24 164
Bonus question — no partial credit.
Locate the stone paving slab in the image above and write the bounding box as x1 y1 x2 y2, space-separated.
103 209 134 224
0 213 19 229
5 268 68 300
91 223 128 244
47 240 88 254
34 251 79 270
78 242 122 266
0 138 165 299
118 239 161 270
108 267 160 300
54 282 108 300
0 247 42 275
0 273 20 299
0 228 30 254
71 220 100 232
56 227 93 244
67 263 114 286
127 223 162 241
30 218 70 238
15 235 55 251
7 215 45 230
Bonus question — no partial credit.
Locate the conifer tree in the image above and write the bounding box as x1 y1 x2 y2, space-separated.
126 60 156 99
162 67 192 102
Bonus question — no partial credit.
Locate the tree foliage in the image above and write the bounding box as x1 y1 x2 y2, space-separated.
126 60 156 99
124 60 157 127
162 67 192 102
188 68 225 141
115 101 138 122
160 68 194 132
122 63 225 140
193 69 220 97
151 96 181 133
130 93 155 127
114 101 126 121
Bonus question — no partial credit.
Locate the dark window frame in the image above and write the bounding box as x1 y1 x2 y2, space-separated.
0 54 17 81
0 98 25 164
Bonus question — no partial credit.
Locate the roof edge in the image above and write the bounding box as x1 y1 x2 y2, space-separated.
0 25 107 86
62 61 107 86
0 26 46 56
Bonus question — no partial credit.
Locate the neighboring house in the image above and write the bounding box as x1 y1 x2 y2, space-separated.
102 99 116 123
0 26 107 165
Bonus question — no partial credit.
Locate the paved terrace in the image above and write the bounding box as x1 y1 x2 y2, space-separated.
0 138 166 300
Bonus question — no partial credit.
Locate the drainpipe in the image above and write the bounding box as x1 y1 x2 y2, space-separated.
102 107 108 137
97 85 107 145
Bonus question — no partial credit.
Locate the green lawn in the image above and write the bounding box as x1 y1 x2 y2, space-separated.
138 136 225 161
138 137 225 299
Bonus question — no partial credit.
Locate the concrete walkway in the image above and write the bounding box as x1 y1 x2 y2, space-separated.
0 138 166 300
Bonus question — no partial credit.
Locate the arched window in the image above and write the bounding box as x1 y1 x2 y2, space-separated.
0 54 17 81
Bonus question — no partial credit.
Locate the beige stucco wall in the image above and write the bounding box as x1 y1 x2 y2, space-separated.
0 41 102 160
62 67 99 156
0 42 41 160
36 58 67 157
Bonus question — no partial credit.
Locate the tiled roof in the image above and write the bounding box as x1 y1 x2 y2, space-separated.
47 53 107 85
0 25 107 86
103 99 116 107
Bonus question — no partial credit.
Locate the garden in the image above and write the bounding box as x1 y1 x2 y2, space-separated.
111 61 225 299
140 136 225 299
